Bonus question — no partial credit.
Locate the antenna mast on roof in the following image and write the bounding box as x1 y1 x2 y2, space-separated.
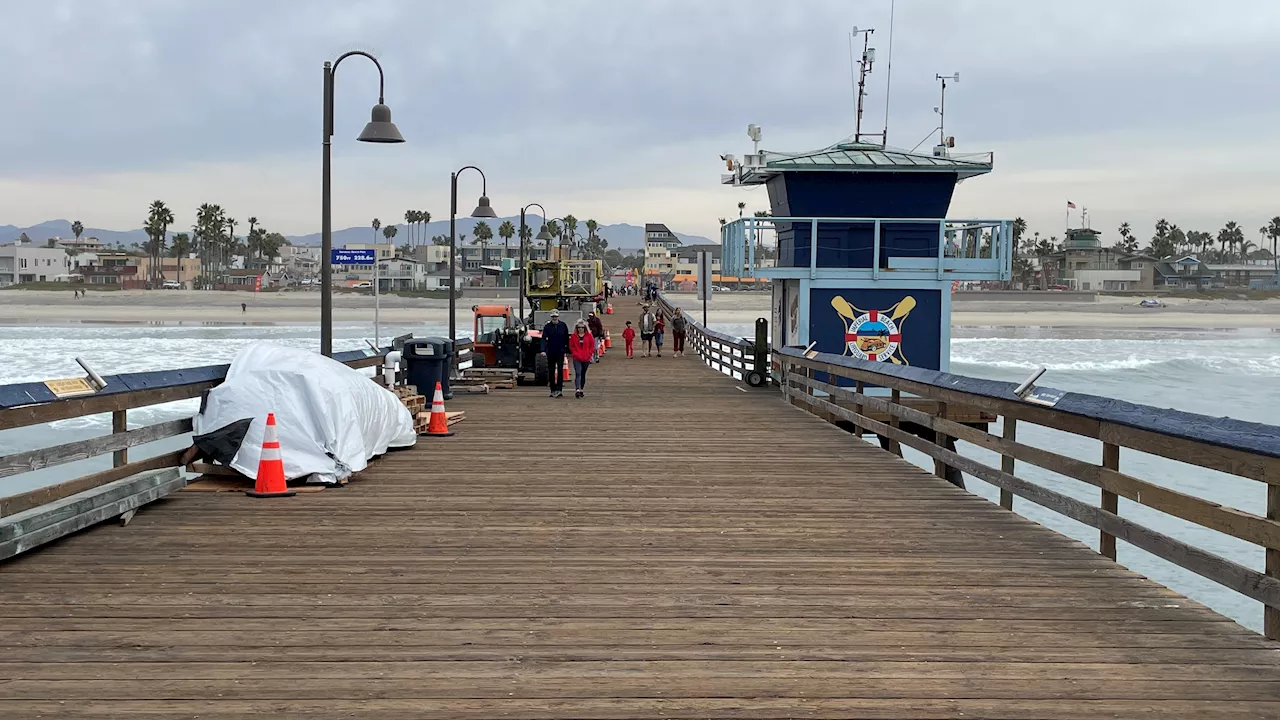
850 27 877 144
881 0 895 146
934 72 960 148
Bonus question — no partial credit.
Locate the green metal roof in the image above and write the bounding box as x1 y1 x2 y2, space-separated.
763 142 993 176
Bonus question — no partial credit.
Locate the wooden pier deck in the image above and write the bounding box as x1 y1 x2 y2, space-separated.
2 325 1280 718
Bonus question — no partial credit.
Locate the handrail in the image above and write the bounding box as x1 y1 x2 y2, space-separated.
0 346 393 519
775 346 1280 640
652 293 769 385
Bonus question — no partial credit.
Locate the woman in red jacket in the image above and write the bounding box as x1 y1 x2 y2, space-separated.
568 320 596 398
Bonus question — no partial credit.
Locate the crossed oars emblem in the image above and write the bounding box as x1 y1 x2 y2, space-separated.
830 295 916 364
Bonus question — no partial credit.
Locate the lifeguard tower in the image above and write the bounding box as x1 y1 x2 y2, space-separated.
720 136 1013 376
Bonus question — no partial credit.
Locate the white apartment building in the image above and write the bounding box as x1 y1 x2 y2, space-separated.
0 244 73 286
643 223 681 278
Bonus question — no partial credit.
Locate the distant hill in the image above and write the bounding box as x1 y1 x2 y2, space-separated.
0 217 715 253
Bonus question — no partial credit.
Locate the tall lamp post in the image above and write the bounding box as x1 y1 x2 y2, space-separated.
450 167 497 347
321 51 404 357
518 204 554 322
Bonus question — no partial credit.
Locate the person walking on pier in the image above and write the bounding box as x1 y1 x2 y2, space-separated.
569 319 595 398
653 311 666 357
639 305 656 357
670 308 687 358
541 309 570 398
622 321 636 359
586 311 605 362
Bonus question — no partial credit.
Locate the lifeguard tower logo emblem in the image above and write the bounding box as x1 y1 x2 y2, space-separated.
831 295 916 364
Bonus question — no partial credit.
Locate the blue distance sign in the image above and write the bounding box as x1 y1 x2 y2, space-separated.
331 249 376 265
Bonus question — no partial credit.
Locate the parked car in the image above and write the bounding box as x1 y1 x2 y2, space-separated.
162 281 182 290
354 282 372 289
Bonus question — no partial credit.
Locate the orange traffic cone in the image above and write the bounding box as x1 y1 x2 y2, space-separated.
562 357 571 382
605 303 613 315
246 413 295 498
424 382 455 437
604 331 613 349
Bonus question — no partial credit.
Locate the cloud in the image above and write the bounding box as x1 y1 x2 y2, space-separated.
1 0 1277 242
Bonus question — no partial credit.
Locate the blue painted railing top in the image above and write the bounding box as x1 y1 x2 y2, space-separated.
778 346 1280 461
0 347 381 411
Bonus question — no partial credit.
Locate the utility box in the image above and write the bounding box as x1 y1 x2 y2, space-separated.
403 337 452 400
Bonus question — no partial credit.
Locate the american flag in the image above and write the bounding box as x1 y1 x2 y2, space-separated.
1066 200 1077 209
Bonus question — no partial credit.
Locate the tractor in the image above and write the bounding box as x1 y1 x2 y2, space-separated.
470 304 549 386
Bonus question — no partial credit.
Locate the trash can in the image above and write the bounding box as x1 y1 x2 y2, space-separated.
403 337 452 400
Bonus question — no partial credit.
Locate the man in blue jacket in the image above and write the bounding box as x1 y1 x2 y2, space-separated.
540 309 570 398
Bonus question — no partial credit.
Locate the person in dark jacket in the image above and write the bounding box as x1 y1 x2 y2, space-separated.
670 308 687 357
586 311 605 362
541 309 570 398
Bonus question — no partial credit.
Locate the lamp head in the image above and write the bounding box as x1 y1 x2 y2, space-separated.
471 195 497 218
535 224 553 242
358 103 405 143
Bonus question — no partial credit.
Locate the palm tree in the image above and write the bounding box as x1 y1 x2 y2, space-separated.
382 224 398 243
1263 217 1280 273
71 220 84 241
145 200 174 288
419 211 430 249
371 218 381 244
169 233 191 286
245 217 258 258
404 211 416 248
737 201 746 219
1218 221 1244 262
225 216 238 272
473 221 493 266
498 220 516 254
562 215 578 259
518 222 532 258
545 220 561 249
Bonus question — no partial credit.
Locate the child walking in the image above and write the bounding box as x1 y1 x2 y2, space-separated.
622 321 636 358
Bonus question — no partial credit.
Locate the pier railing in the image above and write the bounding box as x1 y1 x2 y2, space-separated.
776 346 1280 640
653 294 770 387
0 348 389 557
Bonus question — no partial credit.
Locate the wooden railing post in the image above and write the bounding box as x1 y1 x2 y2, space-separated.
1000 417 1016 510
1101 442 1120 560
886 389 903 457
933 402 949 480
853 381 865 437
112 409 127 467
1267 483 1279 640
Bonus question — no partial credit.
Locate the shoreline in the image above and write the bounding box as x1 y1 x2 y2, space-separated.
2 289 1279 330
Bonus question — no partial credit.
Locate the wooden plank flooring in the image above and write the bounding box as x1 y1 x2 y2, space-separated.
2 323 1279 718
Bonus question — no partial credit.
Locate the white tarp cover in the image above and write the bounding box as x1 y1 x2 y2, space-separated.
193 343 416 484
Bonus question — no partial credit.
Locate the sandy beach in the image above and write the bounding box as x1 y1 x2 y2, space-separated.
1 289 1279 330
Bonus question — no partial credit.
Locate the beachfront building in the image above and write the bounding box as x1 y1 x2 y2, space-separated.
643 224 680 277
1153 255 1214 290
1205 262 1278 287
375 257 428 292
279 245 319 282
56 236 107 253
134 256 203 289
0 244 74 286
1046 228 1147 291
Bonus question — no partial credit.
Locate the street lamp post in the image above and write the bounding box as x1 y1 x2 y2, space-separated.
321 51 404 357
518 204 554 322
449 167 497 347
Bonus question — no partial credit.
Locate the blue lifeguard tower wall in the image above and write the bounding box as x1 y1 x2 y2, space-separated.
725 159 1010 379
768 172 958 269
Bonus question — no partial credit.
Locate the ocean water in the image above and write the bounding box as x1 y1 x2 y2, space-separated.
2 321 1278 633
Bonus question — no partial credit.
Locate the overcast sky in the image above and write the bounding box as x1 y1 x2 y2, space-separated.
2 0 1278 244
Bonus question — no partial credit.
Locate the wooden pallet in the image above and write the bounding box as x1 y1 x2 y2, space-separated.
462 367 518 379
